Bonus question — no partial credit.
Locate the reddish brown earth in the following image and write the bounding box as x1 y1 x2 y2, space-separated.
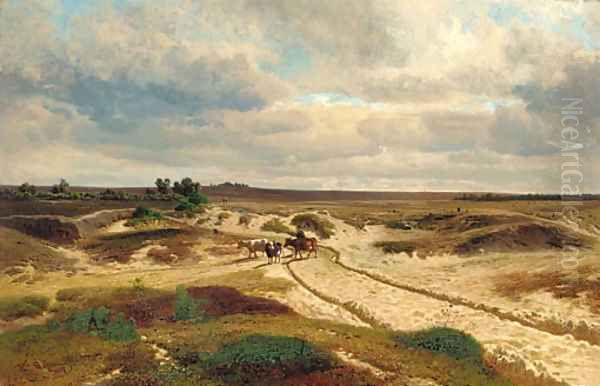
187 286 294 317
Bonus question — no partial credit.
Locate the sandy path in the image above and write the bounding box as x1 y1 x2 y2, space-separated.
286 255 599 386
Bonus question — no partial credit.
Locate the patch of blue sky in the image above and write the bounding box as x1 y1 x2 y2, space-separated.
488 3 531 26
295 92 385 109
52 0 145 38
568 15 598 51
482 98 520 112
488 2 597 51
259 43 312 79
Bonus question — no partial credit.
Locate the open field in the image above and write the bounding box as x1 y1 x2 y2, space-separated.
1 195 599 386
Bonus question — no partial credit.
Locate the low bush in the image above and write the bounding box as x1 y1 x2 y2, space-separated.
395 327 483 363
175 199 197 212
187 191 209 205
65 306 138 342
291 214 335 239
238 215 253 226
175 285 206 322
374 241 416 254
261 218 294 234
203 334 332 384
0 295 50 321
126 206 163 226
385 220 412 230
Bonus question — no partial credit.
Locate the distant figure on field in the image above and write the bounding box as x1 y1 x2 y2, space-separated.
273 242 283 263
265 242 275 264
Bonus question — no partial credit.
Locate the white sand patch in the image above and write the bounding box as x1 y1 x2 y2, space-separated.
104 220 129 234
291 257 600 386
263 263 368 327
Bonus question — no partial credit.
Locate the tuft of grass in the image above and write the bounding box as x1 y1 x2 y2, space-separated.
64 306 139 342
395 327 483 363
385 220 412 230
291 213 335 239
125 206 163 227
261 218 294 234
374 241 416 254
217 212 231 220
238 214 253 226
0 295 50 321
202 334 333 384
175 285 207 322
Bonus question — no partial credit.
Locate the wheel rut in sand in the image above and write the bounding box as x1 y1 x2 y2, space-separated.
326 246 600 347
284 247 600 386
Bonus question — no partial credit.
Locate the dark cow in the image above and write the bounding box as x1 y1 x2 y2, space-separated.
284 237 318 259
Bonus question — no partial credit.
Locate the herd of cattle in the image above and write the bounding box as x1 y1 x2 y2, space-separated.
237 236 318 263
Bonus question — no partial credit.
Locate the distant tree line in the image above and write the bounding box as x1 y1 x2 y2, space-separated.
456 193 600 201
0 177 209 204
205 181 249 190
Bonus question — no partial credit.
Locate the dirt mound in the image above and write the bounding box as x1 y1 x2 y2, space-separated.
187 286 293 316
0 227 77 273
415 213 523 232
0 217 80 244
455 223 586 255
74 209 133 236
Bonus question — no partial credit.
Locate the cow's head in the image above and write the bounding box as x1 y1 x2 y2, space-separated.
237 240 245 249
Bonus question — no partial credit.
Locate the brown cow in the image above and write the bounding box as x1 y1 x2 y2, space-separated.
284 237 318 259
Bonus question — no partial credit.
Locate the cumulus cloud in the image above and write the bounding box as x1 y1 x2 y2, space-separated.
0 0 599 192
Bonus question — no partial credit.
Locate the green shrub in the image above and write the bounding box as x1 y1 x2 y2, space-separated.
64 306 138 342
22 295 50 310
102 312 138 342
174 285 206 322
261 218 294 234
203 334 332 383
175 199 197 212
188 191 208 205
0 295 50 321
127 206 163 226
291 214 335 239
395 327 483 362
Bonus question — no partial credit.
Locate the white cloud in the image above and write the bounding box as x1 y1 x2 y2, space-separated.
0 0 599 192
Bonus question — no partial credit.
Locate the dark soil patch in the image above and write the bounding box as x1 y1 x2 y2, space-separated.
455 223 585 255
291 214 335 239
279 366 385 386
187 286 293 317
0 217 80 244
114 295 175 327
374 241 416 255
494 270 600 314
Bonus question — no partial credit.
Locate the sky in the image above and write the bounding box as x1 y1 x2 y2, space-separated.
0 0 599 192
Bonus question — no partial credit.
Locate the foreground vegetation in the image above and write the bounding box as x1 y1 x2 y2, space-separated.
0 272 516 386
